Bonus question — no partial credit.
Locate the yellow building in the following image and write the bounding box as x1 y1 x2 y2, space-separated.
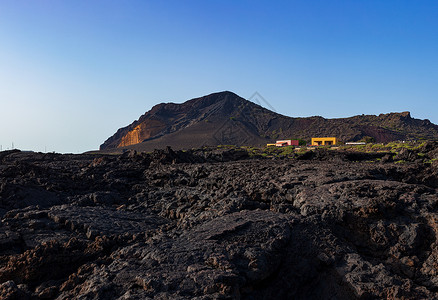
311 137 338 146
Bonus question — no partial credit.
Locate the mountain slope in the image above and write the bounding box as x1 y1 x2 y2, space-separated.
100 91 438 151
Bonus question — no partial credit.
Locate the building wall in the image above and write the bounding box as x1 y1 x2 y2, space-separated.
311 137 338 146
275 140 299 147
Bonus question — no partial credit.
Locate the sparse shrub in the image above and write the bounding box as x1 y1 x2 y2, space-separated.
360 136 375 143
395 160 406 164
280 146 295 157
298 139 307 146
425 158 438 164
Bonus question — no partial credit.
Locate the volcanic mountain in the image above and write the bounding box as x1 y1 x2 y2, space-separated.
100 91 438 151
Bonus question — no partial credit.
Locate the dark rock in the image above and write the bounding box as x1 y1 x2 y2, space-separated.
48 206 168 238
381 154 394 163
0 147 438 299
394 148 418 162
0 280 31 300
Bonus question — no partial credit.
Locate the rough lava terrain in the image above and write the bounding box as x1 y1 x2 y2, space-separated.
0 144 438 299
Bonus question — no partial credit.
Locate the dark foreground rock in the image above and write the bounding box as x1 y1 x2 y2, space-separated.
0 147 438 299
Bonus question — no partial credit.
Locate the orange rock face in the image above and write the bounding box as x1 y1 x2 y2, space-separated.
117 120 167 148
118 125 141 147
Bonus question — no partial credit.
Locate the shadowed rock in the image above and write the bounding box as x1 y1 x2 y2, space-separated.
0 147 437 299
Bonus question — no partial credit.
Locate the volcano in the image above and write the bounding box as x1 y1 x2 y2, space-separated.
100 91 438 152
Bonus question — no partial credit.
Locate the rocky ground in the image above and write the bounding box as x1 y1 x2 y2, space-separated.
0 144 438 299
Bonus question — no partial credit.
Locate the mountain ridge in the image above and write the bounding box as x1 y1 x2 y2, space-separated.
100 91 438 151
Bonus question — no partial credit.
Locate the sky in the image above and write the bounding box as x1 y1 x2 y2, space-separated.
0 0 437 153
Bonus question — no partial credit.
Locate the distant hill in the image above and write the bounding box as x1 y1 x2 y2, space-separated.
100 91 438 152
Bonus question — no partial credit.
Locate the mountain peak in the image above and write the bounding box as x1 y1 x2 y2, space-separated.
379 111 411 119
183 91 244 108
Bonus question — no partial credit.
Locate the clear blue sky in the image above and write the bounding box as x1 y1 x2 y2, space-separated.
1 1 437 153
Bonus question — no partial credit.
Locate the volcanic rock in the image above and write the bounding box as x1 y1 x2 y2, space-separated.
0 146 437 299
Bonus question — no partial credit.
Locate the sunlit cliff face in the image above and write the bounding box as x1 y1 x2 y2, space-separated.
117 120 167 148
118 125 141 147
